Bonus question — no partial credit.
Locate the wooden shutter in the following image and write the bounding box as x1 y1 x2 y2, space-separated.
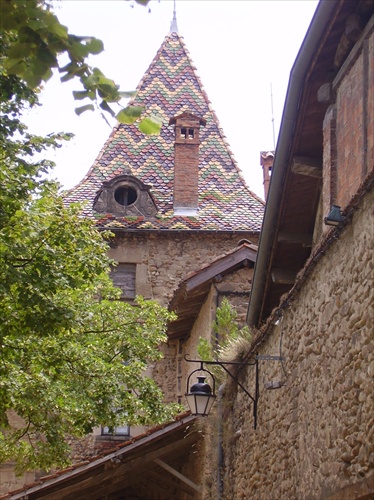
111 263 136 299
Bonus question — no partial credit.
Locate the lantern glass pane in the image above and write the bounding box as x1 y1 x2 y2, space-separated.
186 393 216 416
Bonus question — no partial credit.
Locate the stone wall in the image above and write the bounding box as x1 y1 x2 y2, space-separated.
108 232 257 307
109 232 258 401
212 188 373 499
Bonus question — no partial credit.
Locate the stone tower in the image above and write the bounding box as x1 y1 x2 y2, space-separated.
64 22 264 469
64 27 265 413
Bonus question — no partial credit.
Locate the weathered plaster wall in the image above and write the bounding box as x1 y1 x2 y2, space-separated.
323 22 373 220
215 189 373 499
335 29 373 205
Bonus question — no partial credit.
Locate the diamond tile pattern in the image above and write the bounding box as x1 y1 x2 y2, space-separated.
64 32 265 231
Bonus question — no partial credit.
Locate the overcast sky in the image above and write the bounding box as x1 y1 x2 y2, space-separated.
25 0 319 199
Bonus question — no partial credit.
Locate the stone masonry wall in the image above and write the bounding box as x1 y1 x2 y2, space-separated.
108 232 258 403
108 232 257 307
214 188 373 499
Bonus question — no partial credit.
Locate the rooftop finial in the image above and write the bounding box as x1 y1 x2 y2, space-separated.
170 0 179 33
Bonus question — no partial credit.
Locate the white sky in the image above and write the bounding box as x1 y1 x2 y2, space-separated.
25 0 319 199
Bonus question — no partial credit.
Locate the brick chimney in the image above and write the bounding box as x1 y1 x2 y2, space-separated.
169 112 206 215
260 151 274 200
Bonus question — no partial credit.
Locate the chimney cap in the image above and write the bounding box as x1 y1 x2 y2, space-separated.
169 111 206 126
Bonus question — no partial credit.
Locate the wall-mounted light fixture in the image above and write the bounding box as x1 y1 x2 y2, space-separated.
185 355 259 428
185 354 285 429
324 205 345 226
185 367 216 418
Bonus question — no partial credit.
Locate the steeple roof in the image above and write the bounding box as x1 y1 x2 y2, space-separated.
64 32 265 232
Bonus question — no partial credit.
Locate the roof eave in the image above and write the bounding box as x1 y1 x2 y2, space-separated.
247 0 338 327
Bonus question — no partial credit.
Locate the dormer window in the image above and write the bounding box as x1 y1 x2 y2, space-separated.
114 186 138 206
93 174 157 217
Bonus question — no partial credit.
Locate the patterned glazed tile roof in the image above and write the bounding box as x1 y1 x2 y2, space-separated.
64 32 265 231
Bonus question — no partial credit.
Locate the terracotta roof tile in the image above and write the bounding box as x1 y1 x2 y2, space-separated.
64 32 264 232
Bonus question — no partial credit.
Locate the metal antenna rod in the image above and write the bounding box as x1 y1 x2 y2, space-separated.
270 82 276 150
170 0 179 33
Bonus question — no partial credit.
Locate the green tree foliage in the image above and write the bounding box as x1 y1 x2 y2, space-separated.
197 298 252 381
0 0 162 133
0 149 179 472
0 3 177 472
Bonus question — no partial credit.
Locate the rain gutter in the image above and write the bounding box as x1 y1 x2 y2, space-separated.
247 0 338 327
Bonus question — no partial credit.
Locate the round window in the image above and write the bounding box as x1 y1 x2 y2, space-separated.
114 186 137 206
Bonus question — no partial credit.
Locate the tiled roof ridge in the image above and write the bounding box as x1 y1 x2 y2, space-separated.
172 34 264 204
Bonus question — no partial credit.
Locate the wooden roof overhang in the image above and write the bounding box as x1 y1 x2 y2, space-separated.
168 243 257 340
248 0 373 324
6 415 200 500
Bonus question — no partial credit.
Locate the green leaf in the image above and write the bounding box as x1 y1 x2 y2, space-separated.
118 90 137 99
81 73 100 89
97 83 121 102
116 106 145 124
72 90 96 101
138 115 163 135
69 42 90 60
60 72 75 83
85 38 104 55
22 70 43 89
75 104 95 116
36 47 58 67
99 101 115 117
7 43 35 60
41 67 54 83
47 21 68 39
3 59 28 76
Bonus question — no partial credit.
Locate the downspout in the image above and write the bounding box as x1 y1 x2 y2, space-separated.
217 383 225 499
247 0 338 327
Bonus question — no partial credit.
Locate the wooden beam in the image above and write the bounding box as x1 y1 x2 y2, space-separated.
153 458 202 493
149 470 195 497
10 417 198 500
37 432 200 500
271 269 297 285
278 231 313 247
291 156 322 178
327 472 374 499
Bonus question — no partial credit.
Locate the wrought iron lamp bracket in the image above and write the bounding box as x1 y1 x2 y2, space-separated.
184 354 259 429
